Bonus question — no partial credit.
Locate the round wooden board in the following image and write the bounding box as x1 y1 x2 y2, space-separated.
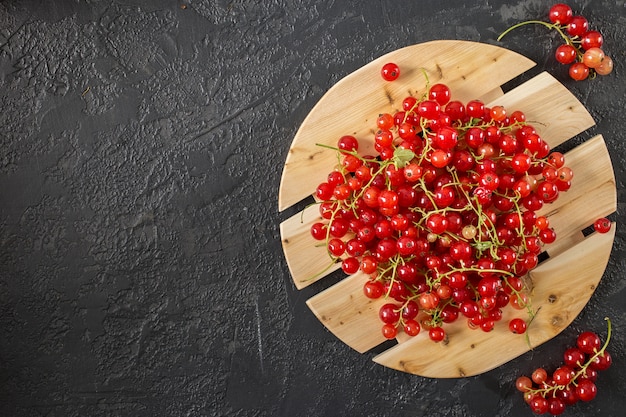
279 40 617 377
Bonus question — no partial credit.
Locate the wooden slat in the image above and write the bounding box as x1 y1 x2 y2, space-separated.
306 272 388 353
485 72 595 148
372 225 615 377
278 40 536 211
280 204 342 289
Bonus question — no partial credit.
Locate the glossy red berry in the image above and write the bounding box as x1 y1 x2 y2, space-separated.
569 62 590 81
567 15 589 37
593 217 611 233
381 63 400 81
549 4 573 25
555 44 577 64
577 331 602 354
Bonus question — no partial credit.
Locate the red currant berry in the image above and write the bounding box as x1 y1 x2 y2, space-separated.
552 365 575 385
531 367 548 385
337 135 359 153
577 331 602 354
549 3 573 25
363 280 384 299
466 100 485 118
341 257 360 274
403 319 421 337
575 378 598 402
509 318 527 334
569 62 590 81
382 323 398 339
310 222 326 240
555 44 577 64
516 376 533 392
379 303 400 324
567 15 589 37
595 55 614 75
548 398 566 416
381 62 400 81
593 217 611 233
428 83 451 106
582 47 606 68
428 326 446 342
581 30 603 50
590 350 612 371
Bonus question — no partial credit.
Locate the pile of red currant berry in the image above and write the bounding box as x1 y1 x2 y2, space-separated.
498 3 614 81
515 318 613 415
310 64 575 343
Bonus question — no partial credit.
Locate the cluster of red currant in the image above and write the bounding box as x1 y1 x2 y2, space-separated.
515 318 613 415
310 67 574 343
498 3 614 81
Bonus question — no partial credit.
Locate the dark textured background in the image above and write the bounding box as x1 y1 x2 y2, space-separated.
0 0 625 416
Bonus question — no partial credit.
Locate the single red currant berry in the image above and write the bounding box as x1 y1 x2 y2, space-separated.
596 55 614 75
575 378 598 402
549 3 573 25
401 300 419 320
511 153 531 173
563 347 586 368
341 257 360 274
577 331 602 354
531 367 548 385
509 110 526 124
567 15 589 37
444 100 465 120
490 105 507 122
428 83 451 106
327 238 345 257
569 62 590 81
382 323 398 339
376 113 395 130
552 365 575 385
337 135 359 153
548 398 566 416
381 62 400 81
360 255 378 274
590 350 612 371
403 162 423 182
466 100 485 118
403 319 421 336
582 47 606 68
379 303 400 324
515 376 533 393
508 318 527 334
593 217 611 233
310 222 326 240
555 44 577 64
363 280 384 299
581 30 603 50
428 326 446 342
430 149 451 168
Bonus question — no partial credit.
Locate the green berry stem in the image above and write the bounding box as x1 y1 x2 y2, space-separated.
497 20 574 47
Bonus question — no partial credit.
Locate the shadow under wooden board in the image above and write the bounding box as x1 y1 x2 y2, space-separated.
278 40 616 378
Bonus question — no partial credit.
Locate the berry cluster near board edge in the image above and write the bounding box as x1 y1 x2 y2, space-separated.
497 3 614 81
515 318 613 415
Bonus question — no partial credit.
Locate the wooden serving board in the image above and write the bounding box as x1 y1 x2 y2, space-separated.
278 40 616 378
